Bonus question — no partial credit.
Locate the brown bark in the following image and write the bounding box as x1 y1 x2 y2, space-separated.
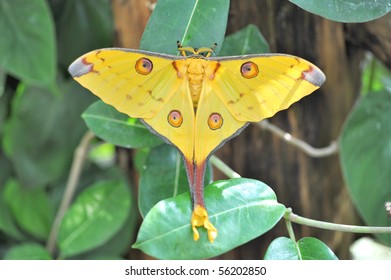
346 15 391 69
112 0 152 48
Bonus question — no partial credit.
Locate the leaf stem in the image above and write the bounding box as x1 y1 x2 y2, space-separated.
257 120 338 158
46 130 95 256
284 208 297 243
367 56 377 93
285 207 391 234
210 155 241 179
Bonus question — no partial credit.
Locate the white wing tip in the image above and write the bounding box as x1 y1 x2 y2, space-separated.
68 56 93 78
302 66 326 87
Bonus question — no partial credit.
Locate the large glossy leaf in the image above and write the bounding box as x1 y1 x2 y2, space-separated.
57 180 131 258
340 90 391 245
219 24 270 56
50 0 113 69
3 179 52 240
138 144 212 217
2 81 94 188
82 100 163 148
264 237 338 260
290 0 391 23
133 178 285 259
4 243 52 260
0 0 56 85
140 0 229 55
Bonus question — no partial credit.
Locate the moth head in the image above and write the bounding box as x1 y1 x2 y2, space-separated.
177 41 217 58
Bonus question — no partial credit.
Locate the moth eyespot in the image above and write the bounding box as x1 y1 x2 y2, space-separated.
135 57 153 75
208 113 223 130
168 110 183 127
240 61 259 79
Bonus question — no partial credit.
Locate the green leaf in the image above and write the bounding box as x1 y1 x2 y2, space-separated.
133 178 285 259
140 0 230 54
297 238 338 260
0 190 25 241
3 179 53 240
0 149 12 188
138 144 213 217
88 142 116 168
50 0 113 69
138 145 188 217
263 236 298 260
219 24 270 56
82 100 163 149
58 180 131 258
0 67 5 98
264 237 338 260
0 0 56 85
361 57 391 95
134 148 151 174
2 80 94 188
340 89 391 245
0 86 9 136
69 208 137 260
289 0 391 23
4 243 52 260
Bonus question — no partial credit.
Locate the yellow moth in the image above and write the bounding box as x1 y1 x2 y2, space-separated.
69 42 325 243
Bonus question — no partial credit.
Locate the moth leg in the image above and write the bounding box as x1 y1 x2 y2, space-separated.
177 41 187 57
204 43 217 58
191 204 218 243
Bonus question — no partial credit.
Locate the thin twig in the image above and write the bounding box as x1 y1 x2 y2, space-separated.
285 216 297 243
285 208 391 234
210 155 241 179
257 120 338 158
46 130 95 255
